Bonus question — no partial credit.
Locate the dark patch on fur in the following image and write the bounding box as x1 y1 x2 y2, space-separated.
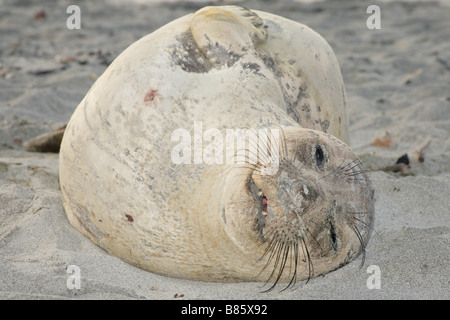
242 62 265 77
203 33 243 68
301 104 312 119
287 106 302 124
257 52 312 127
221 207 227 224
169 31 212 73
315 119 330 133
242 62 261 72
286 83 309 125
260 54 283 78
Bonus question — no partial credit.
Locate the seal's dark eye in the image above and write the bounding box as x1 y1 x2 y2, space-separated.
315 145 325 169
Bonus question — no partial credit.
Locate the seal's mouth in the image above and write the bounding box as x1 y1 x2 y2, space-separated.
262 195 268 214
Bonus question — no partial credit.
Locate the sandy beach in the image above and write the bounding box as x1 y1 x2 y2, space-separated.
0 0 449 300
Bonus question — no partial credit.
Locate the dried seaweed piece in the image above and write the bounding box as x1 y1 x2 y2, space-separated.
379 163 410 175
371 131 392 148
414 137 431 163
395 154 409 166
34 10 46 20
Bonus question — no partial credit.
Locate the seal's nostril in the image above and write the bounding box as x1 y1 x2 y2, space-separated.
330 223 337 251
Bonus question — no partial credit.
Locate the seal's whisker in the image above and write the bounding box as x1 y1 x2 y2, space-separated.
303 218 323 229
305 227 325 254
352 226 366 269
277 126 288 158
263 123 288 161
318 170 334 180
344 176 367 182
247 135 273 165
345 169 368 177
234 148 267 167
339 158 360 171
263 131 275 160
259 226 302 292
336 155 349 171
259 232 279 260
341 159 363 174
277 243 295 292
349 215 380 239
282 240 300 292
278 128 288 161
252 129 282 166
259 233 283 273
232 164 262 174
290 240 299 287
286 241 295 283
270 239 286 276
262 233 315 292
231 171 261 182
258 231 273 248
318 156 350 181
230 128 274 165
300 237 314 283
275 129 287 161
261 239 286 292
268 239 293 292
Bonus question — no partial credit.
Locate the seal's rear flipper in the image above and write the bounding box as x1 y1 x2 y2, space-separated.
190 6 267 67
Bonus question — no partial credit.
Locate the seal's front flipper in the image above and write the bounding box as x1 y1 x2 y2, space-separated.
23 124 66 153
190 6 267 67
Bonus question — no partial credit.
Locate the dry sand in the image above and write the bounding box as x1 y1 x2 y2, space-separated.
0 0 449 299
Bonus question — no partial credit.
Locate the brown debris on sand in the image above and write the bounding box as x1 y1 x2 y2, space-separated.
377 153 411 175
414 137 431 163
371 131 392 149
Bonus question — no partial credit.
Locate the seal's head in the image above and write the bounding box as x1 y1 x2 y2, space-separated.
223 128 374 291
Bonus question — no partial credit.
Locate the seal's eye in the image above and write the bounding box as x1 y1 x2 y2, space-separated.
315 145 325 169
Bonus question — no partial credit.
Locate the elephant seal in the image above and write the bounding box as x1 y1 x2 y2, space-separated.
59 6 374 291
